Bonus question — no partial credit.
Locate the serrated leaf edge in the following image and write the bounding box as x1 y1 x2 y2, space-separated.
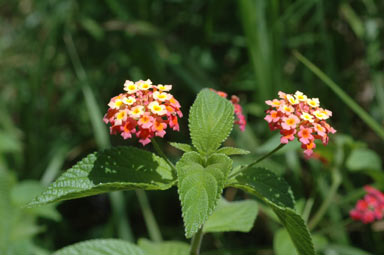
188 89 235 155
176 152 232 238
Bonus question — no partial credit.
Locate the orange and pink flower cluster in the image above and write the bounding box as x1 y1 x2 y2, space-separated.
350 186 384 224
264 91 336 157
103 79 182 146
211 89 246 131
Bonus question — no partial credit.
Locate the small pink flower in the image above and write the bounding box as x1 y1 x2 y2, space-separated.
350 185 384 224
138 113 154 129
281 115 299 130
302 142 316 157
264 110 280 123
280 129 296 144
266 99 284 108
298 126 313 145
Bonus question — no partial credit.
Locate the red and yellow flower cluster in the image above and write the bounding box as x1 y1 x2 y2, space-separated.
264 91 336 157
211 89 246 131
103 79 182 146
350 186 384 224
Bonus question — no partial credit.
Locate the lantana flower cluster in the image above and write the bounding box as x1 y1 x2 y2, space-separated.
264 91 336 157
211 89 246 131
103 79 182 146
350 186 384 224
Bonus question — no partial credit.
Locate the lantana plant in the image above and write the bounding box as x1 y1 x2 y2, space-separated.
28 83 336 255
350 186 384 224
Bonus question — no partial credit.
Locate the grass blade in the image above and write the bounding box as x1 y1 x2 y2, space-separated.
293 50 384 141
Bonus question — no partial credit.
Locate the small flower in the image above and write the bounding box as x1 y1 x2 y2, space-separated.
115 110 128 125
157 84 172 91
108 95 124 109
307 98 320 108
129 105 144 119
138 113 154 129
124 80 138 94
281 115 300 130
152 119 167 137
137 79 152 90
264 91 336 157
287 95 299 105
279 104 294 114
153 91 171 102
211 89 247 131
280 129 296 144
350 186 384 224
264 110 280 123
148 101 167 116
123 96 136 105
298 126 313 145
104 79 182 145
266 99 283 108
295 91 307 102
300 112 314 123
312 110 327 120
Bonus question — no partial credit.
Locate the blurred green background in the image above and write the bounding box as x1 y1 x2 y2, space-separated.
1 0 384 254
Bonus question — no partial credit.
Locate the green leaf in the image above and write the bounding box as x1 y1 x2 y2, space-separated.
204 198 258 233
169 142 194 153
216 147 250 156
138 239 189 255
272 208 315 255
189 89 234 155
28 146 175 207
53 239 144 255
177 151 232 238
228 167 295 208
274 229 328 255
346 148 382 171
228 167 315 255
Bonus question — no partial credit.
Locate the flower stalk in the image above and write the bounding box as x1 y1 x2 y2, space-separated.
228 143 285 179
189 227 204 255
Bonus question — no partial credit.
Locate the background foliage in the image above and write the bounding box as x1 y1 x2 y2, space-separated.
1 0 384 254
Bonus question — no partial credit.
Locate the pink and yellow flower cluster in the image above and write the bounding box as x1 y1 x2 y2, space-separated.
103 79 182 145
264 91 336 157
211 89 246 131
350 186 384 224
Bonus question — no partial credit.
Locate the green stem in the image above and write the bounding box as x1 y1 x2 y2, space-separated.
190 227 204 255
151 138 178 172
308 168 341 230
136 189 163 242
229 143 285 179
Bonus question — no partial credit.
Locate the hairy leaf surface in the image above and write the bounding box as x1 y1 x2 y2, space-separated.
29 147 175 207
189 89 234 155
169 142 194 153
177 151 232 238
216 147 250 156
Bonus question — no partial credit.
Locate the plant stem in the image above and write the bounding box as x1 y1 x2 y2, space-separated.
190 227 204 255
151 138 178 172
228 143 285 179
308 168 341 230
136 189 163 242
